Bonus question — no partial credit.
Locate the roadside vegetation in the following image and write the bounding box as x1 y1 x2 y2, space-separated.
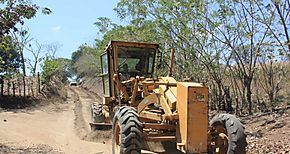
0 1 289 153
0 0 289 114
0 0 69 102
71 0 290 115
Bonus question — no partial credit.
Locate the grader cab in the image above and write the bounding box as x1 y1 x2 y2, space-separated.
90 41 247 154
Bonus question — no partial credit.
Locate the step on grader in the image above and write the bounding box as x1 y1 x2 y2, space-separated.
90 41 247 154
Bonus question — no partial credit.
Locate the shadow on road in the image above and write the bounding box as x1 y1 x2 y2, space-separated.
0 95 68 113
0 96 40 110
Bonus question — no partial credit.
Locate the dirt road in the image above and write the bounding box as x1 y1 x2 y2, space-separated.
3 85 287 154
0 87 111 154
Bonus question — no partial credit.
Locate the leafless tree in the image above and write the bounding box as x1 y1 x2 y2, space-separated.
25 40 45 75
253 0 290 57
45 42 62 59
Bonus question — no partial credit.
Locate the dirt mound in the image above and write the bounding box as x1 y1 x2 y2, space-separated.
41 76 67 100
243 106 290 153
79 77 103 100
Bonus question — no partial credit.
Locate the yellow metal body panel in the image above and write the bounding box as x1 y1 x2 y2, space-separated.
159 95 173 115
159 85 177 109
177 82 208 153
139 111 162 121
159 77 177 84
103 96 111 105
137 93 158 114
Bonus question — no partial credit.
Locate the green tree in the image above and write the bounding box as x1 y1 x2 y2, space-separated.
0 36 20 74
114 0 229 108
114 0 208 77
71 44 100 78
1 0 51 96
41 58 71 84
113 0 289 114
71 17 163 79
94 17 161 49
0 0 51 35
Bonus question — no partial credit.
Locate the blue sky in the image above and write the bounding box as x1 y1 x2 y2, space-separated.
25 0 122 59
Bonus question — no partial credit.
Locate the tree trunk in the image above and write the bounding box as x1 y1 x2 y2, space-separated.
37 72 41 94
20 51 26 96
245 78 253 115
211 84 218 110
0 79 3 96
22 75 26 96
12 82 15 96
269 92 274 111
274 2 290 56
7 79 10 95
217 82 224 111
18 76 21 96
235 96 240 116
246 88 252 115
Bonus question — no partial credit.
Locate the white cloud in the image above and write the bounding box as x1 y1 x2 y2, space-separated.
51 26 61 32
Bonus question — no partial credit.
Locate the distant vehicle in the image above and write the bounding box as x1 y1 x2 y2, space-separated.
69 81 78 86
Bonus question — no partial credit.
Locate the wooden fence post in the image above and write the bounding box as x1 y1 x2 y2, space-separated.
12 82 16 96
7 79 10 95
0 77 3 96
37 72 41 93
31 77 34 97
235 96 239 116
18 76 21 96
23 75 26 97
27 79 30 96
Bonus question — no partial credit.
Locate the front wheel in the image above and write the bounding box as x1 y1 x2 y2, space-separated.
209 114 247 154
112 106 142 154
91 103 104 123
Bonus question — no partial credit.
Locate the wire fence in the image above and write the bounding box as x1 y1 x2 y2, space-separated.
0 73 41 97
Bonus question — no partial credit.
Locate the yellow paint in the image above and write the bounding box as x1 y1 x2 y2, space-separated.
177 82 208 153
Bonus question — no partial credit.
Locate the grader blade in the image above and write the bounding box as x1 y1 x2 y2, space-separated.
89 122 112 131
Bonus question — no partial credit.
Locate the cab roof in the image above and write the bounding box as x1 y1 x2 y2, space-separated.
105 41 159 51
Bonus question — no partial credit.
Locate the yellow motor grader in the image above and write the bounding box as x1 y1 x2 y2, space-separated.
90 41 246 154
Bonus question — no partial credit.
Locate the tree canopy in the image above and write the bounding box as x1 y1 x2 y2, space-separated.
82 0 289 114
41 57 71 84
0 36 20 74
0 0 51 76
71 44 100 78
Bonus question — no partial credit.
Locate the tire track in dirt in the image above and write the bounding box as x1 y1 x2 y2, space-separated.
68 87 111 144
69 87 89 139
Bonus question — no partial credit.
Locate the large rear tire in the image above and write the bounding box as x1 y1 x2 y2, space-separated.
112 106 142 154
209 114 247 154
